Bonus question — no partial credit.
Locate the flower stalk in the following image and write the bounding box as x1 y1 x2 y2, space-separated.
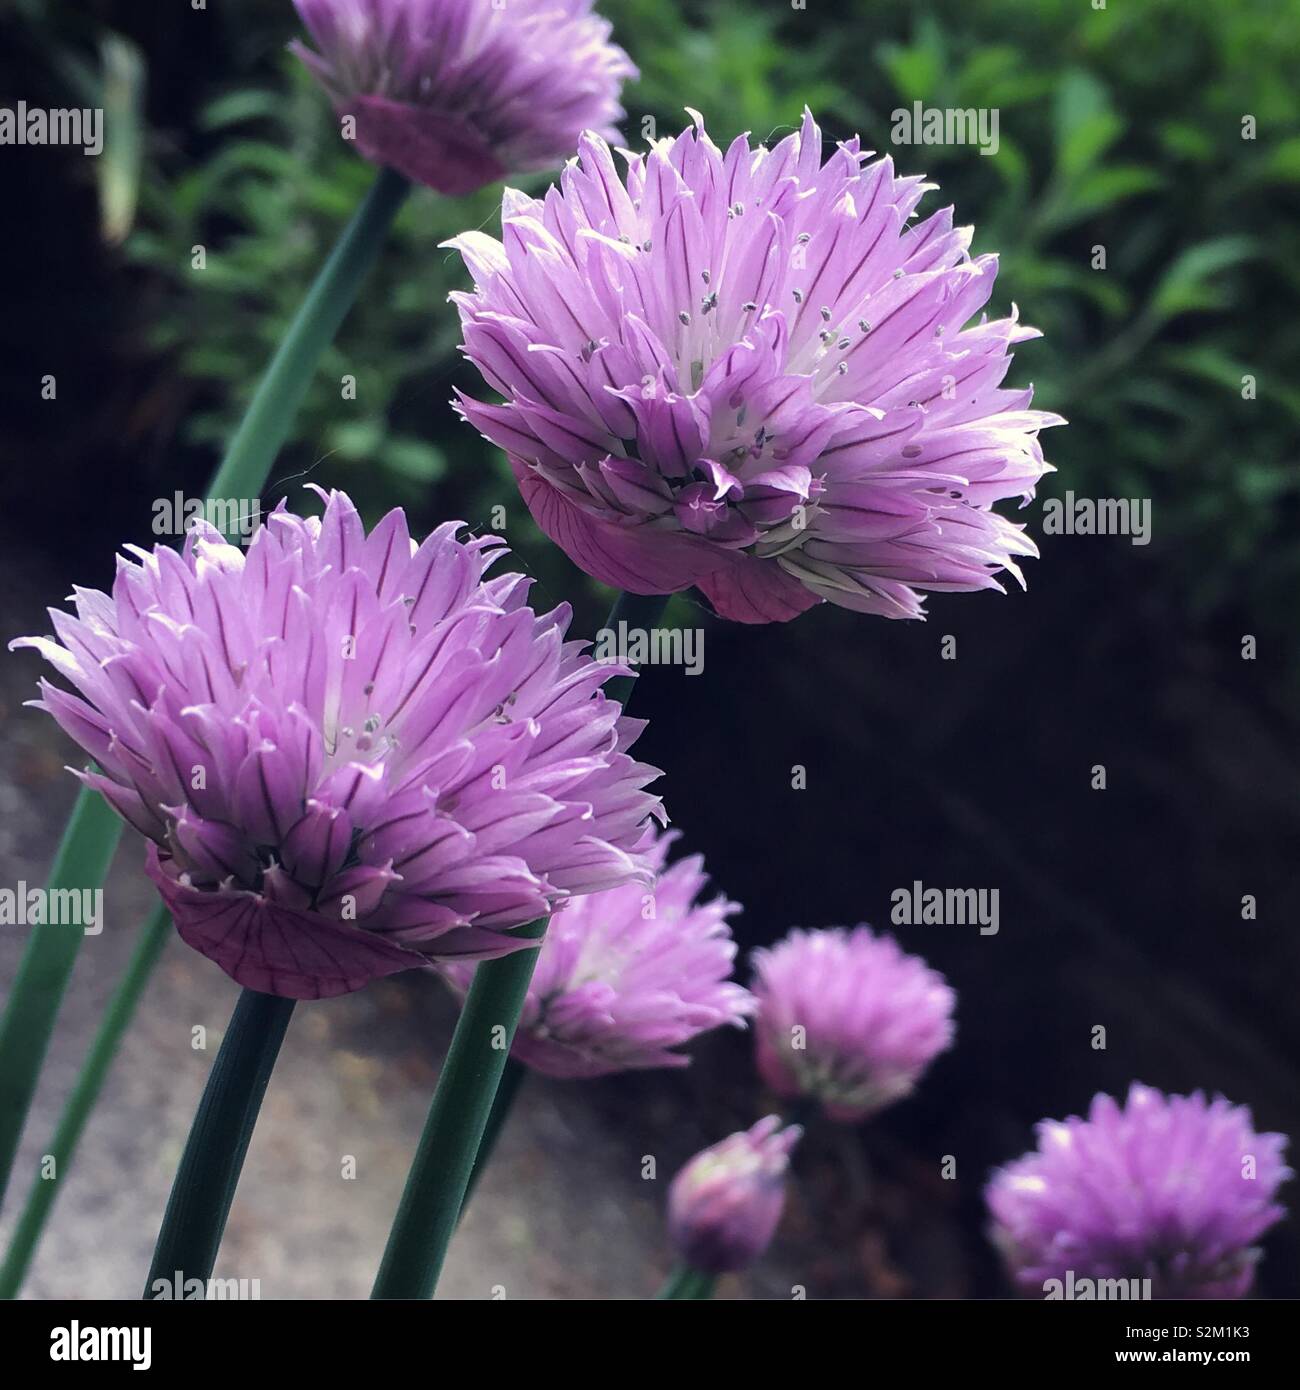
655 1264 716 1300
205 164 409 503
458 1056 525 1218
372 919 547 1300
144 989 295 1298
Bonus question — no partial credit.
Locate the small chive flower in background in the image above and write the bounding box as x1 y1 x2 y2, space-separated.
666 1116 801 1280
448 109 1062 623
750 926 955 1122
986 1083 1291 1299
11 488 663 1000
291 0 636 195
441 827 754 1077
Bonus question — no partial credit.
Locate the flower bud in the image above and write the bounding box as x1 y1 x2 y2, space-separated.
667 1116 800 1275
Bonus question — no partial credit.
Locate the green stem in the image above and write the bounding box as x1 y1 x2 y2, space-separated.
458 1056 526 1219
0 905 170 1298
0 166 407 1268
144 989 295 1299
654 1263 717 1300
0 789 123 1208
205 164 410 506
372 919 546 1300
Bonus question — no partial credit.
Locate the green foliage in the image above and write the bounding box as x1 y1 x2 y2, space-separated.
123 0 1300 631
127 63 479 508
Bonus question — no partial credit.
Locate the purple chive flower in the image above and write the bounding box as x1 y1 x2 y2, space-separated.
448 109 1062 623
751 926 955 1122
290 0 636 195
11 489 664 1000
986 1084 1291 1300
667 1116 801 1275
441 828 753 1077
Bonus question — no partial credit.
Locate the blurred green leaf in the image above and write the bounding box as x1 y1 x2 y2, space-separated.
954 45 1051 108
1157 120 1216 163
1160 344 1249 391
1148 236 1257 322
877 16 947 104
1262 135 1300 181
1054 71 1122 177
1014 259 1130 317
1036 165 1164 235
200 89 283 131
328 418 386 460
97 34 144 245
382 437 447 483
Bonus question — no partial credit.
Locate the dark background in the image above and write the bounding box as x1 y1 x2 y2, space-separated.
0 0 1297 1298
